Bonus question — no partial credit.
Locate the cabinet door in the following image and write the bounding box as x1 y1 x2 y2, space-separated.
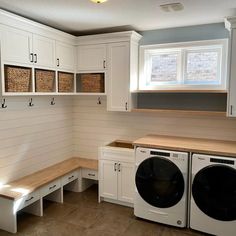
99 160 118 200
107 42 130 111
56 42 75 71
33 34 55 68
77 44 106 71
0 26 32 65
118 162 134 203
228 30 236 117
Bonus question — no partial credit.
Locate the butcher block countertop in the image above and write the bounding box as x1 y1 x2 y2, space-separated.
133 135 236 158
0 157 98 200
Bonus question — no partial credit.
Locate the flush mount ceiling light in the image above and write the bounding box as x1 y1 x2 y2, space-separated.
160 3 184 12
90 0 108 3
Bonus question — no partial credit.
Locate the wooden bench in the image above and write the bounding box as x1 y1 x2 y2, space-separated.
0 157 98 233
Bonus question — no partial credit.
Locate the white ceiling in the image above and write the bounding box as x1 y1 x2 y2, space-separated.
0 0 236 35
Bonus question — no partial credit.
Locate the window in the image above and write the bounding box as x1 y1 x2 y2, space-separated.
139 39 228 90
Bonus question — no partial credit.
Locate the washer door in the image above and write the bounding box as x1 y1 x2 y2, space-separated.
135 156 185 208
192 165 236 221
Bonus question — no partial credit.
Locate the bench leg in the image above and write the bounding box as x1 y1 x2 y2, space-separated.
0 198 17 233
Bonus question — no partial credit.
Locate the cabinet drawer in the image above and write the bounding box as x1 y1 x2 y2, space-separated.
100 148 134 163
61 170 78 186
82 168 98 180
14 190 40 212
40 179 61 197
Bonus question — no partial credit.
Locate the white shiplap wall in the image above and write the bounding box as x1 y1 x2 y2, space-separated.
73 96 236 159
1 94 236 184
0 96 73 184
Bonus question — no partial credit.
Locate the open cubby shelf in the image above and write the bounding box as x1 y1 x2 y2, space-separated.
76 73 105 94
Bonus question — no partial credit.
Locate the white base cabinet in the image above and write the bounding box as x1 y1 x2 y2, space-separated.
99 160 118 200
99 160 134 204
117 162 135 203
99 143 135 205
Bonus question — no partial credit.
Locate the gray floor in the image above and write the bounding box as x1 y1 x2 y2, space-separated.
0 185 206 236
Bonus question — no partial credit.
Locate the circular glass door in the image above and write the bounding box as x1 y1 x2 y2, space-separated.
135 156 185 208
192 165 236 221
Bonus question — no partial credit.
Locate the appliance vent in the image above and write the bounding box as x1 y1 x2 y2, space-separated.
160 3 184 12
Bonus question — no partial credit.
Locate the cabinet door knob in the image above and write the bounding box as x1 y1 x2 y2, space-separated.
25 196 34 203
30 53 34 62
49 184 57 190
68 175 74 180
88 173 95 177
34 54 37 63
114 163 117 172
230 105 233 115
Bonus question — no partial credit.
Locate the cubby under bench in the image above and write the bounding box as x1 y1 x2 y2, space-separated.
0 157 98 233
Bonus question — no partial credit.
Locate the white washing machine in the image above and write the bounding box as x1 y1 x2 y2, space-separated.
190 154 236 236
134 147 188 228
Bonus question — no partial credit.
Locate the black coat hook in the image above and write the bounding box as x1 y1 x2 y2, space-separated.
97 97 101 105
1 98 7 109
50 97 55 106
29 98 34 107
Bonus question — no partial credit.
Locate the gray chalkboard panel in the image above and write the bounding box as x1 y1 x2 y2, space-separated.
137 93 227 111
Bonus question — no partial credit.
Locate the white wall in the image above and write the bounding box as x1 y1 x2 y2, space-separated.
73 96 236 159
0 96 73 184
1 94 236 184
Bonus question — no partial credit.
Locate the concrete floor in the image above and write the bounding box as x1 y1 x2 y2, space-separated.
0 185 206 236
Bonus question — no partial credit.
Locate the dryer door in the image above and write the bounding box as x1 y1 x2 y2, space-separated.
192 165 236 221
135 156 185 208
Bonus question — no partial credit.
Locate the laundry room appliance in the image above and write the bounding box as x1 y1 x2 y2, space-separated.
134 147 188 227
190 154 236 236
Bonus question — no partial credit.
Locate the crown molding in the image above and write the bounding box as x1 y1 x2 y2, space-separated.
225 17 236 31
76 31 142 45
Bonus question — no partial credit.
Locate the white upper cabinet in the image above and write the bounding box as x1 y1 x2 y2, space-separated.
33 34 56 68
107 42 130 111
105 32 141 112
225 17 236 117
56 42 75 71
0 26 33 65
77 44 106 71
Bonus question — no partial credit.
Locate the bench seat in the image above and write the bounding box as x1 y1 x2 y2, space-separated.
0 157 98 233
0 157 98 200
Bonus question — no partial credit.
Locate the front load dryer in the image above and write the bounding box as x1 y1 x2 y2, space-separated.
190 154 236 236
134 147 188 227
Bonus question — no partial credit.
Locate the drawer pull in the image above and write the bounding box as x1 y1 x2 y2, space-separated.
88 173 95 177
49 184 57 190
68 175 74 180
25 196 34 202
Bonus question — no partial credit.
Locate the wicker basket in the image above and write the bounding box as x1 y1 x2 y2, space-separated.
4 65 31 92
79 73 104 93
35 69 55 92
58 72 74 93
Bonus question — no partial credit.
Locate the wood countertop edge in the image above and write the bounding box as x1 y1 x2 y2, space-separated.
0 157 98 201
133 135 236 158
133 142 236 158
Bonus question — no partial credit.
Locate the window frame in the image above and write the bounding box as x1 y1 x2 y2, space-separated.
139 39 228 91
